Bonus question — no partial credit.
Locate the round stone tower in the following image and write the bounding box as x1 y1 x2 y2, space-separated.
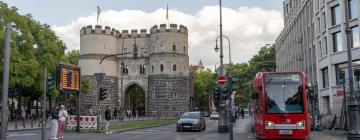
147 24 189 118
79 25 120 113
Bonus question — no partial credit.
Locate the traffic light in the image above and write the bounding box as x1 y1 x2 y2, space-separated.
213 87 220 101
227 77 239 91
46 76 55 93
308 86 314 98
99 87 108 100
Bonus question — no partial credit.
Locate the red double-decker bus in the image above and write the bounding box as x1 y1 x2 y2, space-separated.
252 72 310 139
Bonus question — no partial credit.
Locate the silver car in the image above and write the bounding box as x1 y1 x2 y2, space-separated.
176 112 206 131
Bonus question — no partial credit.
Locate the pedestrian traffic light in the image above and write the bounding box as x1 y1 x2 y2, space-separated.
99 87 107 100
46 76 55 93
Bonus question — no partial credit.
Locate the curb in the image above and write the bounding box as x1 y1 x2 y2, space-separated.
110 123 176 134
7 127 51 132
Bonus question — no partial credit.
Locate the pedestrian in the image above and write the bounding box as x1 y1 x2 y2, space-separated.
57 104 68 139
240 108 245 119
104 106 111 134
21 108 26 128
89 109 94 116
113 107 118 121
50 104 59 140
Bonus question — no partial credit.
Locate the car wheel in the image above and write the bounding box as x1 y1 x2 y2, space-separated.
202 125 206 130
177 128 181 132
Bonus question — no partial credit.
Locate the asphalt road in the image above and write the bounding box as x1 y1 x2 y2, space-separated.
6 118 255 140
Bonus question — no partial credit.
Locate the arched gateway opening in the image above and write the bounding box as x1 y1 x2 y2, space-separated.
124 84 146 116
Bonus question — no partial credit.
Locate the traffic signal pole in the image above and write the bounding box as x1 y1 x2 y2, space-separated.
218 0 228 133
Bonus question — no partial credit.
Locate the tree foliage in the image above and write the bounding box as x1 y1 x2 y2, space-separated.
0 2 77 103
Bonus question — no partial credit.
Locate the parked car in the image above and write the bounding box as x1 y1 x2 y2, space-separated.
210 111 219 120
201 112 209 117
176 112 206 131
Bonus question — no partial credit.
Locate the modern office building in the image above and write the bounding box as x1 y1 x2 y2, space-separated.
276 0 360 125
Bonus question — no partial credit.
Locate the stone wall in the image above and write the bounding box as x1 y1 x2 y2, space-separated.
80 76 119 115
147 75 189 118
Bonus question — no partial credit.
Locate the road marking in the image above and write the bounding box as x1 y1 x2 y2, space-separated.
7 133 37 137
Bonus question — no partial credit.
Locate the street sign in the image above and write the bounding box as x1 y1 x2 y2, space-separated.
217 76 226 85
58 62 80 92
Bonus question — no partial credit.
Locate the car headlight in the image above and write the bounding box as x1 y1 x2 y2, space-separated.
296 121 305 127
265 121 274 127
192 121 200 125
177 121 182 124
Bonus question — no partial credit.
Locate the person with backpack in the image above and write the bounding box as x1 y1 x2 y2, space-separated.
57 104 68 139
50 104 59 140
105 106 111 134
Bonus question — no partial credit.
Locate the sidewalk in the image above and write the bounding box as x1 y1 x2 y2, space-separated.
6 116 166 131
6 119 51 131
310 130 347 140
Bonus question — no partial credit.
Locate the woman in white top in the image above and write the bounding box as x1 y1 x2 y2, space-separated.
57 104 68 139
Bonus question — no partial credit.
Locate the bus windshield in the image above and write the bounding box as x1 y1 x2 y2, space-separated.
264 73 304 114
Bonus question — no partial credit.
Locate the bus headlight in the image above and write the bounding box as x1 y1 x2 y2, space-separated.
296 121 305 127
265 121 275 129
265 121 274 126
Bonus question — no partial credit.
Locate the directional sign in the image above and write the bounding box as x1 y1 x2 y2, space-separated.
217 76 226 86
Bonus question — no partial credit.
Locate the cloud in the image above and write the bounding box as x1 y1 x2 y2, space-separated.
52 6 283 67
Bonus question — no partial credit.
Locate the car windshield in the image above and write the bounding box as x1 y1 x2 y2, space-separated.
180 112 200 119
211 111 219 115
264 73 304 114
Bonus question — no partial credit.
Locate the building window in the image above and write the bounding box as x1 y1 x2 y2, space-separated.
160 44 164 52
317 17 320 33
351 26 359 48
319 41 323 58
173 64 177 71
335 63 346 85
331 5 340 25
140 48 144 56
160 64 164 72
152 46 155 53
139 65 146 74
322 12 326 29
349 0 358 19
151 65 154 73
324 37 328 55
123 48 128 57
122 65 129 75
333 32 342 52
183 46 186 52
322 67 329 88
173 45 176 51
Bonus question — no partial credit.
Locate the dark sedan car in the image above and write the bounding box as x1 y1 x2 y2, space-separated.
176 112 206 131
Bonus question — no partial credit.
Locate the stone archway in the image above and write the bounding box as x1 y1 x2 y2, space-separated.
124 84 146 116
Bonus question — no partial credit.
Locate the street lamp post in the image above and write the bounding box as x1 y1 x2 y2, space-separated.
216 0 228 133
1 23 13 140
215 35 231 64
343 0 360 139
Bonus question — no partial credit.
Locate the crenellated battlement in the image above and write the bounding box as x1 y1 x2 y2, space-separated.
80 25 120 38
150 24 188 34
80 24 188 38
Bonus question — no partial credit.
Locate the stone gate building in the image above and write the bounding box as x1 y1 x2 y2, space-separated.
79 23 190 118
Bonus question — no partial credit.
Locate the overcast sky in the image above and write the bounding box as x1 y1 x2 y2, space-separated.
3 0 284 68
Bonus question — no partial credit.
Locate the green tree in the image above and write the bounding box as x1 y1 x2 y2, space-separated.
194 69 217 111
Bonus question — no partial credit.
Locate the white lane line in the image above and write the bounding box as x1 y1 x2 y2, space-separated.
7 133 37 137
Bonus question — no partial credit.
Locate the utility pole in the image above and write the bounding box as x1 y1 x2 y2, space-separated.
42 68 47 140
218 0 228 133
1 23 13 140
344 0 360 139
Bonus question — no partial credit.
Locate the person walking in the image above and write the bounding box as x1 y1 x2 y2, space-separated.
50 104 59 140
113 107 118 121
57 104 68 139
104 106 111 134
21 108 26 128
240 108 245 119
